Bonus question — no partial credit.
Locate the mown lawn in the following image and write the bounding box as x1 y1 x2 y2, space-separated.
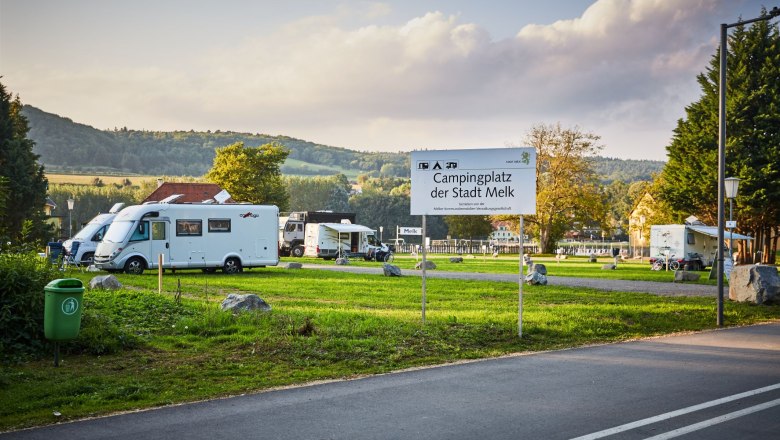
1 265 776 431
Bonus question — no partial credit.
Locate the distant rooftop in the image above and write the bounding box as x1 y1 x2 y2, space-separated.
142 182 235 204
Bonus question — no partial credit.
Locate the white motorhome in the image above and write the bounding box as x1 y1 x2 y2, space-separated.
94 203 279 274
649 223 752 270
303 222 378 259
63 203 125 265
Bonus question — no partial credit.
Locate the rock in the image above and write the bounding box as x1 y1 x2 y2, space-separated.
601 264 616 270
285 262 303 269
674 270 701 282
335 258 349 265
525 271 548 285
588 254 597 263
449 257 463 263
533 263 547 275
89 274 122 290
729 265 779 305
221 293 271 313
383 263 402 277
415 260 437 270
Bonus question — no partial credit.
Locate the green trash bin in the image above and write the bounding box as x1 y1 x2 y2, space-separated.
44 278 84 341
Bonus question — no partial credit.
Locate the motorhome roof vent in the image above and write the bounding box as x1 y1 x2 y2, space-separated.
159 194 184 204
201 199 215 204
214 190 231 204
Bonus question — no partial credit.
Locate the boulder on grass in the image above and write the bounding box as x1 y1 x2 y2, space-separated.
674 270 701 282
285 262 303 269
335 258 349 265
449 257 463 263
383 264 402 277
525 271 548 286
221 293 271 313
89 274 122 290
415 260 437 270
601 264 616 270
729 265 779 305
588 254 597 263
533 263 547 275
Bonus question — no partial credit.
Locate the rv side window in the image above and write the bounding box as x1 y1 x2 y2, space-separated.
92 225 107 242
208 219 231 233
687 232 695 245
176 220 202 236
152 222 166 240
129 221 149 242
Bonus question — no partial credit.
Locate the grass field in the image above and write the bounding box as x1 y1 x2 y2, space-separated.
1 260 777 431
46 173 155 186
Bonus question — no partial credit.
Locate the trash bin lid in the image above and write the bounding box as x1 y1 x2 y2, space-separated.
45 278 84 291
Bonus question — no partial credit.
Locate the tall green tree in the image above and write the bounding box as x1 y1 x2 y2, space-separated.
444 216 493 241
660 13 780 263
285 174 351 213
206 142 290 210
0 82 50 248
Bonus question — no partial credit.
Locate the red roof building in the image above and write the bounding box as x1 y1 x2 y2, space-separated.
142 182 235 204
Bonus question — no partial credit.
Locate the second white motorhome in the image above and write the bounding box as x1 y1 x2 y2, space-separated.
303 222 378 259
649 223 753 270
94 203 279 274
63 203 125 265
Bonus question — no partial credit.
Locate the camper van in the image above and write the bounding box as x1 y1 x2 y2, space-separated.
303 222 378 259
94 203 279 274
649 223 752 270
279 211 356 257
63 203 125 265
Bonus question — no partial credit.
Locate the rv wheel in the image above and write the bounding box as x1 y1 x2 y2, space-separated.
81 252 94 266
291 245 305 258
223 257 242 274
124 257 145 275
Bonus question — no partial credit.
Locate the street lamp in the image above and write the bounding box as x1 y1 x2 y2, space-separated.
379 226 384 242
66 196 75 238
717 7 780 327
725 177 740 258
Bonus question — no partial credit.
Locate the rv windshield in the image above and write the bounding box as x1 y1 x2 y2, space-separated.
103 220 135 243
72 223 103 241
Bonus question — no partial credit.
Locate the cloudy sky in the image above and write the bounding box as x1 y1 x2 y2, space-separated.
0 0 773 161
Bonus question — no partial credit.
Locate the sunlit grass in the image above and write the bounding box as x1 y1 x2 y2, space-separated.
1 267 776 431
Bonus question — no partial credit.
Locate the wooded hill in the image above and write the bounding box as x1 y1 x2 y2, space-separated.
22 105 664 182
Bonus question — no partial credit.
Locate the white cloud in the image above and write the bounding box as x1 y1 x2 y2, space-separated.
3 0 753 160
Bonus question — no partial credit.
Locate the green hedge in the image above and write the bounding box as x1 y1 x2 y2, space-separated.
0 253 61 358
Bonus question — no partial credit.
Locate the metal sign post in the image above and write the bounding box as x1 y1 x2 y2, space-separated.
421 215 427 324
518 215 524 337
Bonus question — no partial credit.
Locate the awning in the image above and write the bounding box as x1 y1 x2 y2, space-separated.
320 223 376 234
688 225 753 240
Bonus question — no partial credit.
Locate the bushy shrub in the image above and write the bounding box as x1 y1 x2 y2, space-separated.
0 253 61 357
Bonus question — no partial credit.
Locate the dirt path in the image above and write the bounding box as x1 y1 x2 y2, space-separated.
299 264 718 297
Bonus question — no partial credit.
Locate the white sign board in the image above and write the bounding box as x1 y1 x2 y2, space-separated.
410 147 536 215
399 227 422 235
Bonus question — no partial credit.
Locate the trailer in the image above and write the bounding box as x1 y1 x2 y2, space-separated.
649 224 752 270
303 222 378 260
280 211 356 257
94 203 278 274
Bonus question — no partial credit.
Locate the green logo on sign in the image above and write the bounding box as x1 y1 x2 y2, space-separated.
62 297 79 315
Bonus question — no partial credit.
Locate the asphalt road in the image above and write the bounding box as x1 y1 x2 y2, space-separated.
4 323 779 440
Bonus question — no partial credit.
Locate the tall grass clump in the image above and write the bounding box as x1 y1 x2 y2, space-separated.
0 253 61 359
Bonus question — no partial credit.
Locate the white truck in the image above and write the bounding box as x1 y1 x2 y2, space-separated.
63 203 125 266
280 211 356 257
94 203 279 274
303 222 378 260
649 223 752 270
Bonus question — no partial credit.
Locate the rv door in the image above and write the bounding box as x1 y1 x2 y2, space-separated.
149 221 170 268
